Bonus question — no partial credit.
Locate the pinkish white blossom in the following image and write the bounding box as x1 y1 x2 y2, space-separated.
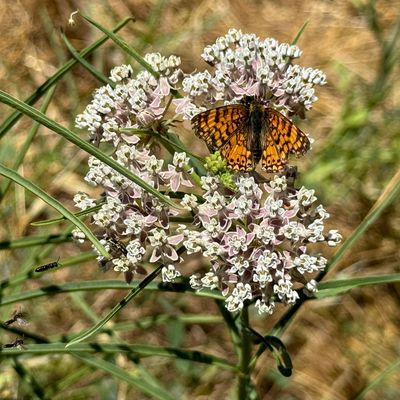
181 174 341 314
174 28 326 120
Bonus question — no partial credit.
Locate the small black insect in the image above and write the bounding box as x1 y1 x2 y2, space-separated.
35 258 61 273
99 238 128 271
3 310 28 327
108 239 128 256
3 337 25 349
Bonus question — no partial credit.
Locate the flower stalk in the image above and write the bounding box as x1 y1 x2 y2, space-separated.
238 305 253 399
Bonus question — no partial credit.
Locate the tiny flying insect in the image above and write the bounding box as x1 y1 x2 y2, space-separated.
35 258 61 273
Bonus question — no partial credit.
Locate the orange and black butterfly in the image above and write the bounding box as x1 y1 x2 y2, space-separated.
191 98 310 172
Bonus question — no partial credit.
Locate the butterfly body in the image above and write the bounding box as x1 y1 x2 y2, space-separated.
248 102 265 165
191 99 310 172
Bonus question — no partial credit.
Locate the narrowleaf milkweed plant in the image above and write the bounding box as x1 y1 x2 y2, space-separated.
74 29 341 394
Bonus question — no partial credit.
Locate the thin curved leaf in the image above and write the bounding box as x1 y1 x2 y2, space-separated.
353 359 400 400
0 342 235 371
0 280 223 306
31 204 102 226
61 31 114 87
316 274 400 298
0 164 108 258
0 252 95 291
0 86 56 200
249 328 293 377
291 21 309 45
81 13 159 78
0 233 72 250
76 354 174 400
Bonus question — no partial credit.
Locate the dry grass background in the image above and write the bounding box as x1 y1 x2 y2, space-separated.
0 0 399 399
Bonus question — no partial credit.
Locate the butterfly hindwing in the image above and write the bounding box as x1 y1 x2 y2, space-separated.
220 125 255 170
262 135 286 172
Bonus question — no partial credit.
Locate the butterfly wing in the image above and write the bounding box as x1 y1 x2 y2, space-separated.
192 105 255 170
220 126 255 170
261 108 310 172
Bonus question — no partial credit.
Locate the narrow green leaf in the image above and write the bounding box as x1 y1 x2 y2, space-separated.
31 204 102 226
61 31 115 87
65 257 222 346
0 17 133 138
54 365 92 394
0 90 183 210
0 86 56 200
353 359 400 400
215 300 240 340
112 314 222 332
46 314 221 343
81 13 159 78
119 127 152 135
291 21 309 45
12 358 48 399
76 355 174 400
316 274 400 298
0 342 235 371
263 336 292 377
0 233 72 250
0 164 108 258
0 280 223 306
64 265 163 347
0 251 96 291
70 292 101 324
59 251 97 267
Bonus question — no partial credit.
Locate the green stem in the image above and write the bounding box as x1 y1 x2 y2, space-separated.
237 305 252 399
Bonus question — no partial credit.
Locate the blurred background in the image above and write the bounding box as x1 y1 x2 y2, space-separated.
0 0 399 399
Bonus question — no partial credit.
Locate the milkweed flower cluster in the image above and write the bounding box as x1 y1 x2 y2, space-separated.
73 31 341 314
75 53 182 146
73 54 190 279
72 147 192 279
182 174 341 314
174 28 326 120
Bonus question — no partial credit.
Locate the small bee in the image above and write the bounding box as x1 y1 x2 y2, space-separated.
35 258 61 273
